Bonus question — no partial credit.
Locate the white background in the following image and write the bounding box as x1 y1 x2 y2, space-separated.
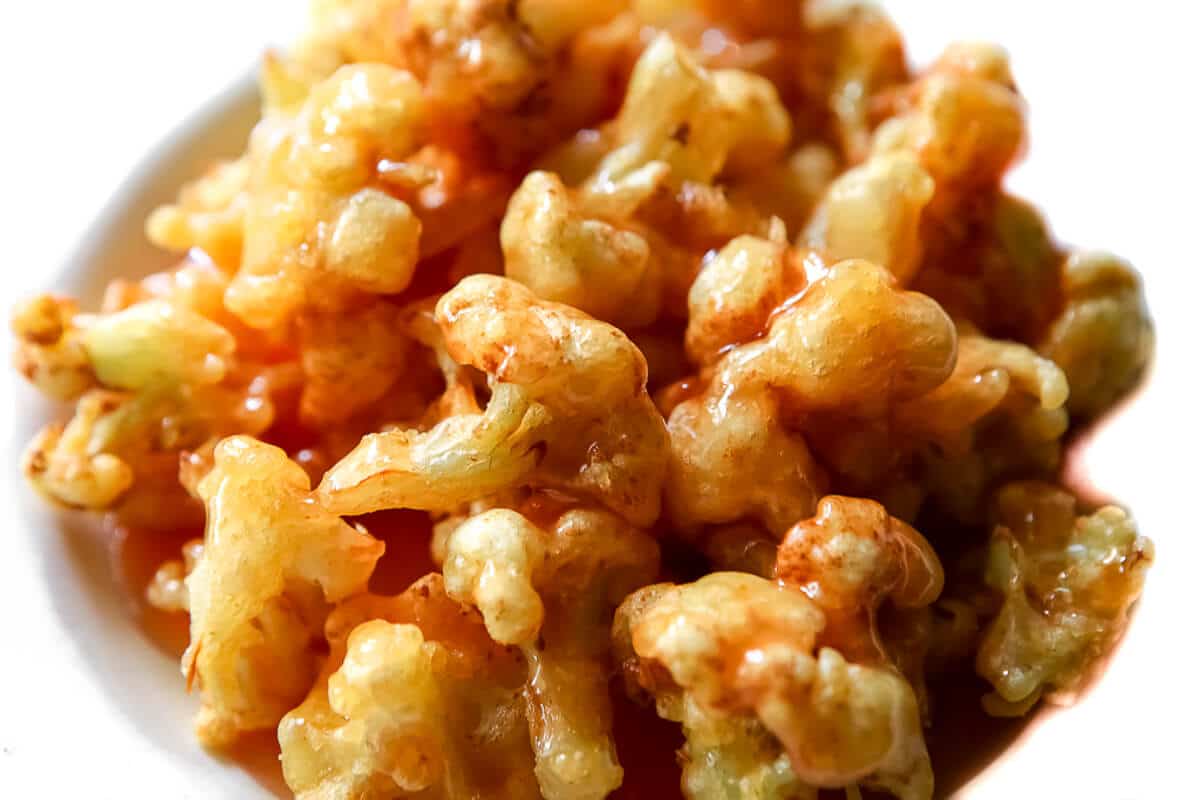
0 2 1197 797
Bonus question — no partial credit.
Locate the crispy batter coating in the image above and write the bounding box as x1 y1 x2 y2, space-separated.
278 574 538 799
684 234 793 367
297 301 412 426
444 502 660 800
1038 251 1153 418
147 539 204 613
666 384 827 537
22 391 136 509
976 482 1153 714
618 573 933 799
875 45 1024 204
224 63 427 327
776 496 944 662
806 152 934 284
443 509 548 645
320 276 669 526
585 33 790 204
721 259 957 415
145 158 248 269
185 436 384 747
502 170 659 328
12 294 95 401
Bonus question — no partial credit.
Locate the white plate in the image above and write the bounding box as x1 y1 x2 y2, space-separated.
1 4 1197 797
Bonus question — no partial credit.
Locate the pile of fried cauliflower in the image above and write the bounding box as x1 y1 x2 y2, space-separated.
13 1 1154 798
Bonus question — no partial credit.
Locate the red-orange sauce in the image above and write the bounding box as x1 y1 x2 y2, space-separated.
111 522 195 658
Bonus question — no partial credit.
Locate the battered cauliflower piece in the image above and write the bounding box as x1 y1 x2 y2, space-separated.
444 503 660 800
1038 251 1153 418
684 234 793 367
668 258 953 534
404 0 546 111
225 63 426 327
894 333 1069 445
874 45 1024 204
145 158 248 269
147 539 204 613
805 152 935 284
22 391 136 509
665 385 827 537
317 382 551 514
320 276 670 526
443 509 548 645
17 289 266 514
9 0 1160 793
813 2 908 163
279 574 538 800
82 300 236 391
297 301 411 426
976 482 1153 715
618 573 933 800
661 695 815 800
893 333 1069 521
501 171 659 328
720 259 957 415
585 34 790 203
184 436 384 747
775 497 944 662
12 294 95 401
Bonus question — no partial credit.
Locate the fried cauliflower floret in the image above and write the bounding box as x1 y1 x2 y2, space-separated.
184 436 384 747
226 64 426 327
805 152 935 284
501 171 659 328
874 46 1024 203
444 503 660 800
722 259 957 415
684 234 793 367
618 573 933 800
147 539 204 613
443 508 548 645
22 391 136 509
806 0 908 163
1038 251 1153 418
892 333 1069 521
145 158 248 269
895 333 1068 443
16 285 268 514
279 574 538 800
666 385 826 537
712 69 796 177
776 497 944 662
323 621 447 791
297 301 411 426
12 294 95 401
82 300 236 391
673 257 956 522
405 0 546 110
317 382 551 514
976 482 1153 715
585 34 790 203
320 276 669 526
665 695 815 800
